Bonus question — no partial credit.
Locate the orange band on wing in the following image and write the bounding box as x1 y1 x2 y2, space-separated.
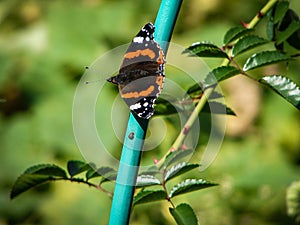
124 49 156 59
121 85 155 98
157 48 165 64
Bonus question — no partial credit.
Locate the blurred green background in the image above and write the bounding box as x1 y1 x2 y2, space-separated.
0 0 299 224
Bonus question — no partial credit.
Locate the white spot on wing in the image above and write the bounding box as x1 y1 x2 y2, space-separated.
130 103 142 110
133 36 144 43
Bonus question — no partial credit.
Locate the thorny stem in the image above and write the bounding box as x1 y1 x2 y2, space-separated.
223 0 278 69
156 87 215 167
171 87 215 151
244 0 277 29
161 169 175 208
155 0 278 167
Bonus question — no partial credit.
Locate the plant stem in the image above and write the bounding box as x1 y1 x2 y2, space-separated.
156 86 215 167
223 0 278 66
156 1 278 168
246 0 277 29
171 87 214 150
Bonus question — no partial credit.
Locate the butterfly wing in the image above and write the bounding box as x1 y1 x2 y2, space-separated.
107 23 165 119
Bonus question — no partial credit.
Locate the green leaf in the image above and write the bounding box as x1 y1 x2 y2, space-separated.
85 168 100 180
203 101 236 116
11 164 67 199
278 9 300 50
138 165 160 176
273 1 289 24
286 181 300 223
163 149 194 169
11 174 54 199
186 82 204 97
136 175 161 188
266 10 275 41
169 179 217 198
276 20 300 44
186 83 223 100
223 26 254 45
24 164 67 178
183 42 228 58
259 75 300 110
154 97 182 116
85 166 116 180
169 203 198 225
67 160 91 177
155 97 235 116
204 66 241 86
99 167 117 183
164 163 199 182
232 35 269 57
133 190 167 206
243 50 290 71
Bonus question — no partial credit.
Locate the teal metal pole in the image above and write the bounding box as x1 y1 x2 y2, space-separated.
108 1 183 224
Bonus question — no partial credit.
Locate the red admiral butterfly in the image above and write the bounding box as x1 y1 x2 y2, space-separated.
107 22 165 119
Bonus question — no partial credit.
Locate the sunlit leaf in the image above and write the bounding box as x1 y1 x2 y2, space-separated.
204 66 241 86
133 190 167 206
183 42 228 58
243 51 290 71
67 160 91 177
164 163 199 182
223 26 254 45
232 35 269 57
136 175 161 188
169 203 198 225
169 179 217 198
11 164 67 199
259 75 300 109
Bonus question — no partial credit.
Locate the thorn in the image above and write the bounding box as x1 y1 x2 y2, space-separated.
180 144 189 150
152 157 159 164
169 147 175 152
240 20 249 28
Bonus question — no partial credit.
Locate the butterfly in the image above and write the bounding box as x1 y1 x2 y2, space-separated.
107 22 165 119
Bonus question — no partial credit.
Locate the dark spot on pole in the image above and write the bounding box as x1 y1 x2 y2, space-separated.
128 132 135 140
